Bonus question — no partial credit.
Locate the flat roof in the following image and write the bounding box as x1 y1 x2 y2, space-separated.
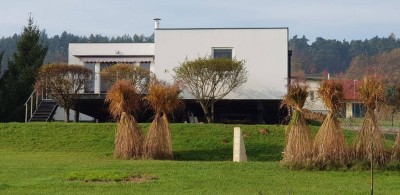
69 42 154 44
156 27 288 30
69 43 155 56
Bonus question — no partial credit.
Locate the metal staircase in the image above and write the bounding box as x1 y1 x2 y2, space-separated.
29 99 58 122
24 90 58 122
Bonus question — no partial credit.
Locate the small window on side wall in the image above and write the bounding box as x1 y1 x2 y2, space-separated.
309 91 315 101
213 48 233 59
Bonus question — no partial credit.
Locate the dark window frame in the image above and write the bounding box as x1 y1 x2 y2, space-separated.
212 48 233 59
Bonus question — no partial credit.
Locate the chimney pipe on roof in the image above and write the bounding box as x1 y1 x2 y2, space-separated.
154 18 161 29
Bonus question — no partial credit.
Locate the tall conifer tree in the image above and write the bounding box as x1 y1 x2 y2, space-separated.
0 14 47 121
0 50 4 75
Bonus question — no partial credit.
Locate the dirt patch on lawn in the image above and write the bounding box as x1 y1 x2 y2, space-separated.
67 173 158 184
127 175 158 183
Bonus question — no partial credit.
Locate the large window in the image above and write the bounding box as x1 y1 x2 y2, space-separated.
140 62 151 70
213 48 233 59
309 91 315 101
352 103 366 118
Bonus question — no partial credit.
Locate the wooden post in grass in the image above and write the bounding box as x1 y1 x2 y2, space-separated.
233 127 247 162
371 140 374 195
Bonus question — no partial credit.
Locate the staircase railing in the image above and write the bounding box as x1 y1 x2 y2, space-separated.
47 103 58 122
24 89 46 122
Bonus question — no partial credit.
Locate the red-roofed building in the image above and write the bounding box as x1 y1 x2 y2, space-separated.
303 77 365 118
342 80 360 100
342 80 365 118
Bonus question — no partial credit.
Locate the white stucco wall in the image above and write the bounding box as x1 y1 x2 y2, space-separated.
304 80 328 114
346 102 353 118
154 28 288 100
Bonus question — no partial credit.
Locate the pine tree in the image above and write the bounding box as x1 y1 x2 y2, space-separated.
0 50 4 75
0 14 47 121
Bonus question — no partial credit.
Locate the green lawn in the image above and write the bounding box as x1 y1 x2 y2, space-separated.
0 123 399 194
339 117 400 130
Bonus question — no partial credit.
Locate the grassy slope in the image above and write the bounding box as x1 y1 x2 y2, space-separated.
0 123 286 161
0 123 399 194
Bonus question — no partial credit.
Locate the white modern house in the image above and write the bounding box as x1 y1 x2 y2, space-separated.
48 20 290 123
154 27 288 100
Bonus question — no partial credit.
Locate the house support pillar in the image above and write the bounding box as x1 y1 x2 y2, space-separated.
94 62 101 94
257 100 264 123
74 101 80 123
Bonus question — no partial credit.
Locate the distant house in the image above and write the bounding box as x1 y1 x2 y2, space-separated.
303 76 328 115
302 77 364 118
342 79 364 118
27 20 291 123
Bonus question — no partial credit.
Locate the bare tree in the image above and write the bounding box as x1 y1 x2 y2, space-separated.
174 57 247 123
100 63 151 94
35 64 92 122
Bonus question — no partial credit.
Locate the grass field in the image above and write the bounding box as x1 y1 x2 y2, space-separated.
0 122 400 194
339 117 400 131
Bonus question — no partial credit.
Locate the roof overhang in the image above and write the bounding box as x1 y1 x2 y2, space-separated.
76 55 154 63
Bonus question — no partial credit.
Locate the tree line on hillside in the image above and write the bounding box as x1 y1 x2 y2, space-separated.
2 30 400 77
346 48 400 82
0 31 154 74
290 34 400 75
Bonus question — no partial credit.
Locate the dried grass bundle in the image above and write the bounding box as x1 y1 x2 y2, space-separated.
281 81 313 167
282 110 313 166
281 81 309 111
354 112 386 164
392 131 400 160
358 75 384 111
145 81 182 115
143 82 182 160
317 79 344 113
114 112 142 159
105 80 140 119
354 75 386 165
313 79 347 167
143 113 173 159
105 80 142 159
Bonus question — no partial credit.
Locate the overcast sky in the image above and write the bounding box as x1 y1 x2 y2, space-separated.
0 0 399 42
